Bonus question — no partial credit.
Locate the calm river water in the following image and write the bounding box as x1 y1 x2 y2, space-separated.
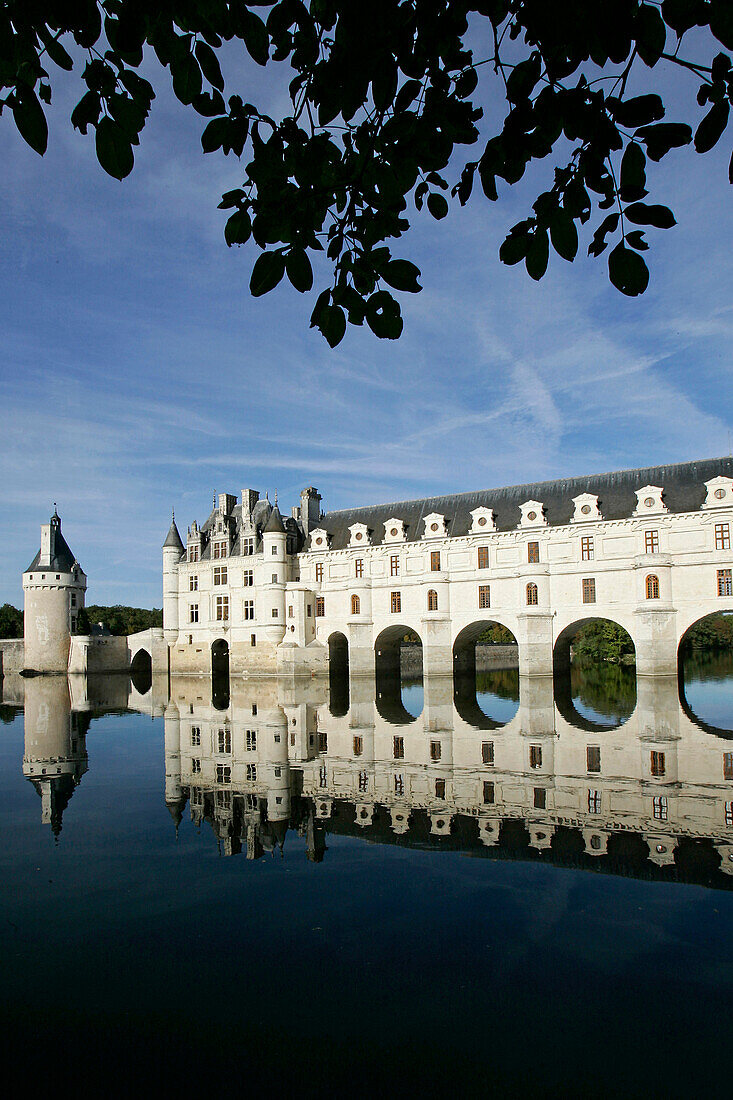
1 654 732 1096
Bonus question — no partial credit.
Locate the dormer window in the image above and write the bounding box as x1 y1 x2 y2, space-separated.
422 513 446 539
571 493 601 523
469 507 496 533
703 476 733 508
383 518 407 543
633 485 667 516
519 500 547 528
348 523 371 547
213 539 228 559
310 528 330 549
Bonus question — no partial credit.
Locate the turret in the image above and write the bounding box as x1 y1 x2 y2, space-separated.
23 508 87 673
162 511 184 642
262 500 287 645
22 676 88 835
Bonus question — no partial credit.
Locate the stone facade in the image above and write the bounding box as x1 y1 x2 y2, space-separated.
163 457 733 679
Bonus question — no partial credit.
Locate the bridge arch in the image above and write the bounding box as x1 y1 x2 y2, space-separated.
452 620 519 729
328 631 349 717
130 648 152 695
211 638 230 711
677 613 733 737
553 617 636 732
374 625 423 724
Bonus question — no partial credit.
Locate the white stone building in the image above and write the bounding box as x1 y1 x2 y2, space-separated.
163 457 733 679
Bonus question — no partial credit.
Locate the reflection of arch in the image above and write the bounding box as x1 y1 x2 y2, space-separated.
677 621 733 738
452 620 518 728
328 632 349 717
553 618 636 731
211 639 230 711
130 649 152 695
374 625 422 724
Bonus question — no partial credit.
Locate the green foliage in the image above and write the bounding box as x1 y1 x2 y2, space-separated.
569 661 637 720
682 612 733 650
82 604 162 636
1 2 732 343
0 603 23 638
571 620 635 665
475 623 517 645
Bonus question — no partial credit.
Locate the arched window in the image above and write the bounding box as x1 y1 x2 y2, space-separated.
526 582 538 606
646 574 660 600
351 593 360 615
427 589 438 611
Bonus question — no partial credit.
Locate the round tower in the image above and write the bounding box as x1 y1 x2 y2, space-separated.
262 501 287 645
162 511 184 643
22 508 87 673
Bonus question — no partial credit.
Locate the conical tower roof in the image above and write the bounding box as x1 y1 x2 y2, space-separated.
25 508 81 573
263 504 286 534
163 512 184 550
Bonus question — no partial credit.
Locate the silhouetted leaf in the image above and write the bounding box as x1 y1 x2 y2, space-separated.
286 248 313 291
382 259 422 292
366 291 402 339
427 192 448 219
250 250 285 296
201 117 229 153
241 10 269 65
525 230 549 279
620 141 647 201
636 122 692 160
695 100 729 152
625 202 676 227
588 213 619 257
710 1 733 50
319 304 347 347
610 94 665 128
635 4 667 66
626 230 649 251
95 116 133 178
608 242 649 295
224 209 251 245
549 210 578 260
12 85 48 154
195 41 224 92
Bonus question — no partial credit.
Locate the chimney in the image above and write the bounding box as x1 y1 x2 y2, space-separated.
300 487 322 536
242 488 260 520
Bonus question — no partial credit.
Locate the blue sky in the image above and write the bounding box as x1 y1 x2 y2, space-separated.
1 36 731 608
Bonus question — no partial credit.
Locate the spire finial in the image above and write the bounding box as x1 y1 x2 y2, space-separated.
274 488 278 505
172 508 175 522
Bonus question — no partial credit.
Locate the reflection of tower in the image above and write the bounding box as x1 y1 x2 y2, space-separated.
22 677 88 835
164 699 187 831
23 508 86 673
262 705 290 853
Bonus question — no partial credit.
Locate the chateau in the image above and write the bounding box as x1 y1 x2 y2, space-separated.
161 456 733 681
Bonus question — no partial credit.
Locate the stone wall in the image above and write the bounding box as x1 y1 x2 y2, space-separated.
0 639 25 675
400 643 518 673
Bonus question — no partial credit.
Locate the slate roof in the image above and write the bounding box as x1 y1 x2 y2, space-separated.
162 516 184 550
263 504 286 534
25 527 80 574
311 456 733 550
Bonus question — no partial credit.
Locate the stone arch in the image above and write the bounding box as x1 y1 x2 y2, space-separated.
130 648 152 695
211 638 230 711
677 613 733 738
374 625 423 724
328 631 349 717
452 619 519 729
553 617 636 732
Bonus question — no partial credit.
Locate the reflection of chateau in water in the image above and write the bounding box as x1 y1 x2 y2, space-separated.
8 666 733 885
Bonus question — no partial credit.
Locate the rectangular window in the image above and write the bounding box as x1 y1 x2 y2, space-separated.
217 729 231 754
724 752 733 781
534 787 546 810
190 726 201 746
215 595 229 621
189 575 198 591
353 736 363 757
213 566 227 585
319 731 328 753
246 730 257 751
316 596 325 617
582 577 596 603
581 535 594 561
529 744 543 769
252 704 257 716
188 545 199 562
243 569 253 586
307 605 312 616
651 750 666 777
287 605 293 618
715 523 730 550
189 604 199 623
393 736 404 760
653 795 668 821
586 745 601 773
390 554 400 577
216 764 231 784
355 558 364 578
482 741 494 766
435 779 446 799
588 789 601 814
246 763 257 781
726 801 733 826
394 773 404 796
528 541 539 564
645 530 659 553
430 741 441 762
271 608 279 618
243 600 254 620
478 584 491 609
319 766 327 788
718 569 733 596
358 770 369 792
272 573 278 583
315 562 323 583
251 633 256 647
430 550 441 572
272 546 278 556
213 540 227 559
70 593 77 607
191 758 201 774
216 790 231 810
483 781 494 804
242 537 254 556
390 591 401 614
477 545 489 569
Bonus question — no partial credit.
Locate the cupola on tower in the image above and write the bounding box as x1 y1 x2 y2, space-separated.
22 508 87 673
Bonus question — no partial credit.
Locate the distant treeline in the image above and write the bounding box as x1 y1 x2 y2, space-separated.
81 605 162 636
0 603 161 639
